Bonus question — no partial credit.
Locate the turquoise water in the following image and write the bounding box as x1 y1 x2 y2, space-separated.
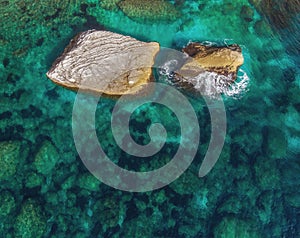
0 0 300 237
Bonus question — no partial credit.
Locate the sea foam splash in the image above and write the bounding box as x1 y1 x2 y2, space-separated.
159 60 250 99
223 69 250 98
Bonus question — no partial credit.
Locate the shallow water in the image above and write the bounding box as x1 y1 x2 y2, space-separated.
0 0 300 237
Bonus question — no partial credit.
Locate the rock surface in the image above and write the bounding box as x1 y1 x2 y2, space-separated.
180 43 244 80
47 31 244 97
47 30 160 96
172 42 244 96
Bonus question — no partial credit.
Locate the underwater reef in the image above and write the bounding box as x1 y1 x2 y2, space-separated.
249 0 300 29
0 0 300 237
117 0 180 23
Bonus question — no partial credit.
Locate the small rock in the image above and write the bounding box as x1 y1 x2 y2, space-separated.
173 42 244 96
256 191 275 224
0 190 15 218
280 161 300 187
285 192 300 208
45 192 59 207
213 216 262 238
180 43 244 79
14 199 47 238
0 141 21 180
263 126 287 159
77 173 101 192
254 20 273 36
283 67 296 83
217 195 242 215
240 5 254 22
285 106 300 132
100 0 121 11
121 214 156 237
93 198 121 229
153 190 167 204
61 175 76 190
117 0 180 23
34 140 59 175
231 123 263 157
254 156 281 190
169 169 202 195
25 172 44 188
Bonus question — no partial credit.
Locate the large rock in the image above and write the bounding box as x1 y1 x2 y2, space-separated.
47 30 160 96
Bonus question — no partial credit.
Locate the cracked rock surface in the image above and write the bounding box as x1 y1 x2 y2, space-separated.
46 30 160 96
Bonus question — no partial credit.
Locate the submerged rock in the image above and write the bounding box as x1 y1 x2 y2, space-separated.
240 5 254 22
14 199 47 238
100 0 121 11
213 216 262 238
0 141 21 180
25 172 44 188
254 19 273 36
77 173 101 192
93 198 121 229
117 0 180 23
0 190 15 218
285 192 300 208
34 140 59 175
263 126 287 159
254 156 281 190
47 30 160 96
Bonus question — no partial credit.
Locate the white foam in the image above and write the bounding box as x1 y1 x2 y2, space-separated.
159 59 178 76
159 60 250 98
223 69 250 98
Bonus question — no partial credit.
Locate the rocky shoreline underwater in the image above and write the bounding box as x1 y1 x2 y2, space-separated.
0 0 300 237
